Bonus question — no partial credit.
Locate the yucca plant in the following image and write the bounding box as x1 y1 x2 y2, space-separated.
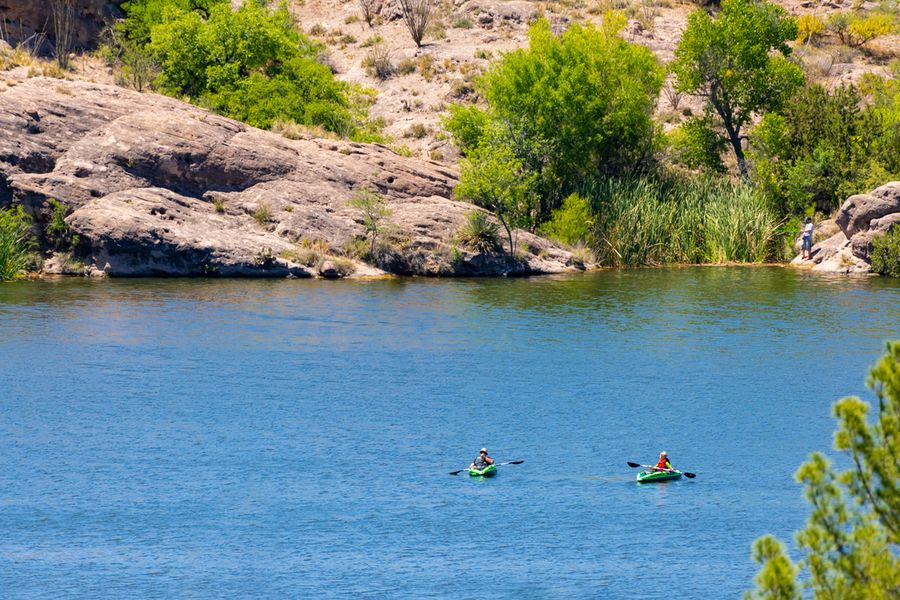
455 211 501 254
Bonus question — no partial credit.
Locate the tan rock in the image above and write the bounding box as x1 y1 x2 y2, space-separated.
0 78 576 277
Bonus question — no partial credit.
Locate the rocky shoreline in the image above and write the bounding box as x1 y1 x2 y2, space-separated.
790 182 900 275
0 78 579 278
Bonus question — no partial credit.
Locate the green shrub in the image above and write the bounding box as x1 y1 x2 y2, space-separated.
455 211 501 254
667 117 727 173
829 12 898 48
0 206 35 281
871 227 900 277
749 83 900 215
115 0 378 139
538 193 594 246
446 15 664 215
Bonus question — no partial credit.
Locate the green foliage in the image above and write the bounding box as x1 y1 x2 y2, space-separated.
455 144 538 254
749 83 900 215
538 193 594 246
446 16 664 216
454 211 501 254
747 342 900 599
348 188 392 256
116 0 378 139
871 228 900 277
667 117 727 173
828 12 898 48
671 0 804 177
0 206 35 281
45 199 80 251
582 176 780 267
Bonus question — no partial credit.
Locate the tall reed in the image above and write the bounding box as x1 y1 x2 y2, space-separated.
0 206 35 281
579 176 781 267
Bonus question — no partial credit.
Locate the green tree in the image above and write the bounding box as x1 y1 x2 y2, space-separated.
746 341 900 599
454 144 538 255
445 14 664 217
348 188 392 256
671 0 804 177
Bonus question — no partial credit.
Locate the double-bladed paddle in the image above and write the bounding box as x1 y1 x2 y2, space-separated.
449 460 524 475
627 461 696 478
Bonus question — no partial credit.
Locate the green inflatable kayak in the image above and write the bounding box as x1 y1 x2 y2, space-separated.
469 465 497 477
636 469 683 483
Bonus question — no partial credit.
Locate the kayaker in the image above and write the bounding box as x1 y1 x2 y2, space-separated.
470 448 494 470
654 451 672 471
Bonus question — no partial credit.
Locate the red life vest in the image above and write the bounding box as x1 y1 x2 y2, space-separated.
655 456 670 470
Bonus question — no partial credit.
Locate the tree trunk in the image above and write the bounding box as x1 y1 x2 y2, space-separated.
710 91 749 179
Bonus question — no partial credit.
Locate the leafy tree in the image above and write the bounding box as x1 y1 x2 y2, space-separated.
348 188 392 256
667 116 727 173
454 144 538 255
746 341 900 599
749 82 900 215
671 0 804 177
445 15 664 217
115 0 377 140
538 193 594 246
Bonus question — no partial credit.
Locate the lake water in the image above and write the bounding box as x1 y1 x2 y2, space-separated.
2 268 898 599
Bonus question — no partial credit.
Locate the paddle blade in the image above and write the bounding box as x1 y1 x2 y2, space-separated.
683 472 696 478
449 470 465 476
627 461 642 468
507 460 524 465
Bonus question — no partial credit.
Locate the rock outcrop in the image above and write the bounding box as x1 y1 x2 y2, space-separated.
0 1 125 52
0 77 576 277
791 182 900 274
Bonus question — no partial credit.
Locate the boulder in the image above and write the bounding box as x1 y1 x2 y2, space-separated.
0 78 577 277
0 1 125 52
835 181 900 238
850 213 900 260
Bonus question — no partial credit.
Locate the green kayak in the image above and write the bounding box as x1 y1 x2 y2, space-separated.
469 465 497 477
637 469 683 483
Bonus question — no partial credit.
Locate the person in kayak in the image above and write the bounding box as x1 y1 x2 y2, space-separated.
470 448 494 470
653 451 672 471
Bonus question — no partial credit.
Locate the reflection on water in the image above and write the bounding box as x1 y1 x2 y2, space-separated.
1 268 898 599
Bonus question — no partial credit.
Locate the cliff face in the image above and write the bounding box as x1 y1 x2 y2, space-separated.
0 77 576 277
0 1 125 51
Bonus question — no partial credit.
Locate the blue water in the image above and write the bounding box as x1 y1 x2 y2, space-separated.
1 268 898 598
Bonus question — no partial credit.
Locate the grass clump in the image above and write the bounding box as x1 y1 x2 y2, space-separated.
252 203 273 225
362 45 394 80
0 206 35 281
455 211 502 254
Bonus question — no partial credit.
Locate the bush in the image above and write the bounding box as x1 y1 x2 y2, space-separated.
0 206 35 281
398 0 432 47
871 227 900 277
667 117 727 173
829 12 898 48
796 14 825 45
446 16 664 217
749 83 900 215
362 45 394 80
115 0 377 140
538 193 594 246
455 211 502 254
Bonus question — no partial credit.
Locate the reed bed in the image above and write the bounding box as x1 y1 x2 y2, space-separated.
580 177 781 267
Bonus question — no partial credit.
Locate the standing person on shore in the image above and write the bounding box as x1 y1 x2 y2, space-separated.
801 216 814 260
